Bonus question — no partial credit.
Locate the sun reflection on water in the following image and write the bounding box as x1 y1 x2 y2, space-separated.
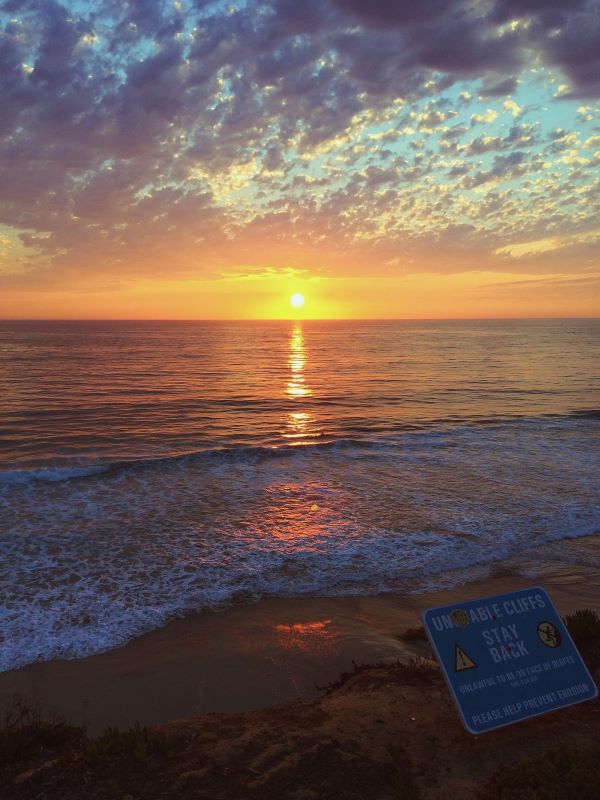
285 411 311 440
283 324 321 445
286 324 311 400
272 618 338 655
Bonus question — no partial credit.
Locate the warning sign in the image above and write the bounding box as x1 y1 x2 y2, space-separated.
455 644 477 672
422 586 598 734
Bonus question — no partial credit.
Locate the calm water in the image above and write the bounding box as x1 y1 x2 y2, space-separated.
1 319 599 671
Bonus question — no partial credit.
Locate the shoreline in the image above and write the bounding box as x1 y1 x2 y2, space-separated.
2 545 600 733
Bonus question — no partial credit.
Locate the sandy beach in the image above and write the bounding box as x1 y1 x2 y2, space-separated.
2 554 600 799
2 535 599 734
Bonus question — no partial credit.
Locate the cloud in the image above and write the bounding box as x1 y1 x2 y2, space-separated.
0 0 599 291
503 99 523 118
330 0 600 96
330 0 452 28
494 228 600 258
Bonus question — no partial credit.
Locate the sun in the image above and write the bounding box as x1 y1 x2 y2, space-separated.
290 292 305 309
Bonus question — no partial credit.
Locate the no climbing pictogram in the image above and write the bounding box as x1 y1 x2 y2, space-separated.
537 621 562 648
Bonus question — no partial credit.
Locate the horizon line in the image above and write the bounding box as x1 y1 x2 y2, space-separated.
1 315 599 323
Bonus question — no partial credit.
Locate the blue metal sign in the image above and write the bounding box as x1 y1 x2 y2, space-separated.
422 586 598 734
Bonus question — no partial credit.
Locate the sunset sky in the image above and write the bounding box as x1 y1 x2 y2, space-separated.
1 0 599 319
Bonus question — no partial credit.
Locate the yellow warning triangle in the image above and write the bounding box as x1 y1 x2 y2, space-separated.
455 644 477 672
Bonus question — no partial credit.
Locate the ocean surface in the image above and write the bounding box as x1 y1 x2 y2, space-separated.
1 319 599 672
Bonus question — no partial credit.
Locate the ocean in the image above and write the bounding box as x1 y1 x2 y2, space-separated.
1 319 599 672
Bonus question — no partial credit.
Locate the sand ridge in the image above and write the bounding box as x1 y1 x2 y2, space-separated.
4 656 600 799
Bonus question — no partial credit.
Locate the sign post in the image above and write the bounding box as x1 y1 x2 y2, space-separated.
422 586 598 734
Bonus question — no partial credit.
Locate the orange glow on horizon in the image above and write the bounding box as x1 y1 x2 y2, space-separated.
1 270 598 320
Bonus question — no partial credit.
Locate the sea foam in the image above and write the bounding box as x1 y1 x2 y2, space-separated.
1 417 599 672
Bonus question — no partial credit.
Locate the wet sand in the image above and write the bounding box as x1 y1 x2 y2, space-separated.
2 541 599 733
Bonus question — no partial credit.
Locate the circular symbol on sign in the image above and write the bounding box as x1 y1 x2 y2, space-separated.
451 609 469 629
537 621 561 648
